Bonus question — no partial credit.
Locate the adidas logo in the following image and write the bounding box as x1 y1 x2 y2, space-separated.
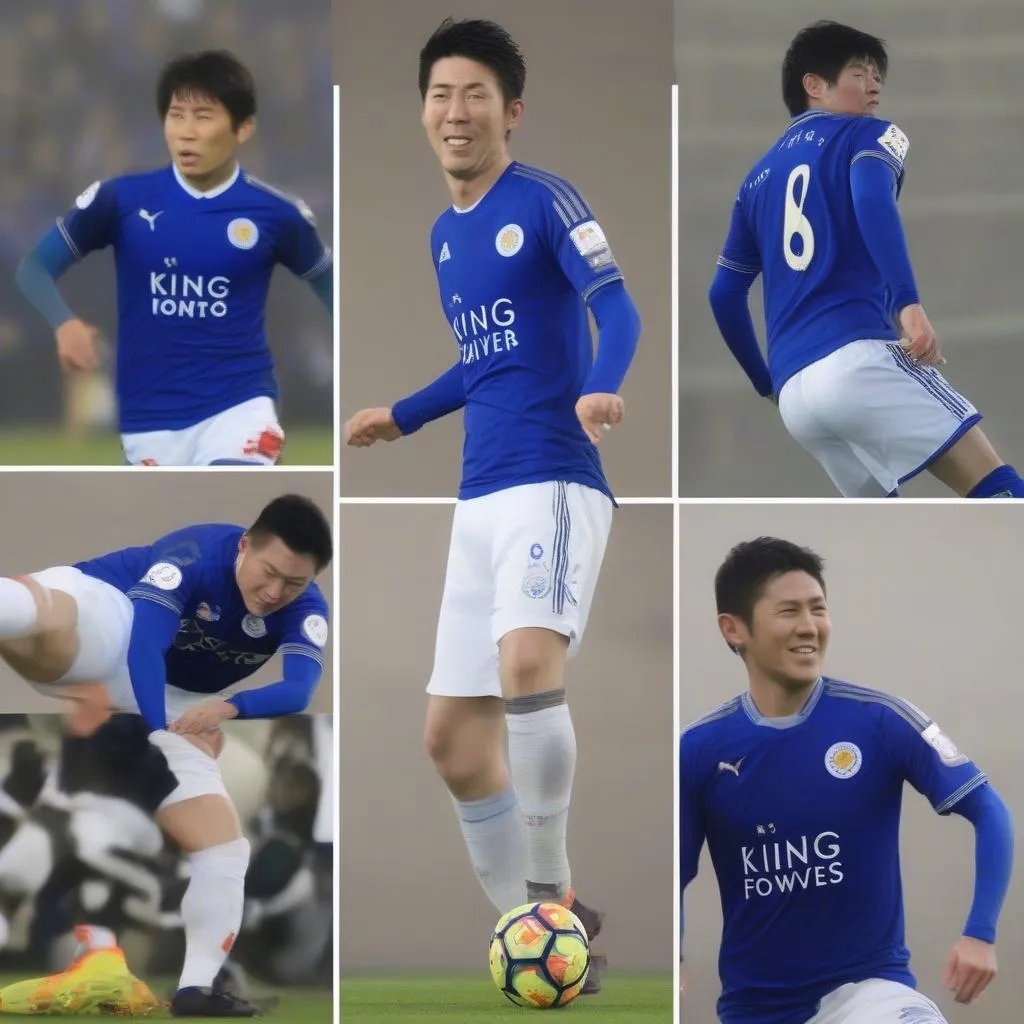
439 242 451 264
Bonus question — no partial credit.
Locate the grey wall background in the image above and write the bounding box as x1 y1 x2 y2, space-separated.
678 0 1024 496
337 0 673 498
680 503 1024 1022
340 504 673 972
0 472 334 713
0 0 333 429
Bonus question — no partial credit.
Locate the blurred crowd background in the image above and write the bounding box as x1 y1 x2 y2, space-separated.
0 0 332 455
0 713 333 995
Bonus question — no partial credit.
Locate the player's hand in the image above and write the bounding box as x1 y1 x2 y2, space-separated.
168 699 238 737
576 393 624 444
941 936 997 1004
344 407 404 447
55 318 102 373
898 304 945 367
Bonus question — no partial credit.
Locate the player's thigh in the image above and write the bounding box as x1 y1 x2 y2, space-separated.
427 500 501 699
811 979 947 1024
193 396 284 466
150 731 242 850
18 567 132 687
491 482 613 656
121 425 195 466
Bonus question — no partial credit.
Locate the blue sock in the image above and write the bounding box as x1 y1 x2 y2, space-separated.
967 464 1024 498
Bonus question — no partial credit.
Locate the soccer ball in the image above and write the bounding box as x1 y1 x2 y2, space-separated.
488 902 590 1008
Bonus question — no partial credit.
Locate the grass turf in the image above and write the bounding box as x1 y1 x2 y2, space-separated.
340 972 672 1022
0 977 332 1021
0 428 333 467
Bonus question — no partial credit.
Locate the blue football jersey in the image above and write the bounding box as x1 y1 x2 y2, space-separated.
431 162 624 500
58 165 331 432
680 677 986 1024
718 112 911 393
75 523 328 695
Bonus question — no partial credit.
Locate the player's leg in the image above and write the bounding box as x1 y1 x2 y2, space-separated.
927 424 1024 496
491 483 612 908
0 568 128 698
151 731 259 1017
192 397 286 466
424 502 528 914
808 978 948 1023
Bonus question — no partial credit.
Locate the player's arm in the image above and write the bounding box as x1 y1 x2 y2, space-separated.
708 196 773 398
850 123 941 366
679 734 706 980
345 360 466 447
539 193 641 442
15 180 115 372
273 199 333 313
124 596 187 733
889 705 1012 1004
225 605 329 720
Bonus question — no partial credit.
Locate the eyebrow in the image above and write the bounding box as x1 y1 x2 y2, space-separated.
429 82 491 92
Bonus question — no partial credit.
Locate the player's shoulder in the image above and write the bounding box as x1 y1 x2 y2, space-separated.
822 677 931 732
69 166 170 212
849 114 910 161
151 523 241 564
241 172 319 226
681 695 744 742
507 161 595 226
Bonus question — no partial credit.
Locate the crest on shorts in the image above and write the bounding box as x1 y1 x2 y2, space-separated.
227 217 259 250
824 741 862 779
241 614 267 638
521 542 551 600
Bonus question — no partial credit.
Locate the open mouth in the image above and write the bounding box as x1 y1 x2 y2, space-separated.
444 136 472 149
790 646 817 655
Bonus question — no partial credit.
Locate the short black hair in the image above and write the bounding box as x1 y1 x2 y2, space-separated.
418 18 526 104
248 495 332 572
715 537 826 629
782 21 888 116
156 50 257 129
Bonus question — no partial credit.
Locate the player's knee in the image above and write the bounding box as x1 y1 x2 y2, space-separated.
499 630 568 698
186 836 251 882
423 721 489 793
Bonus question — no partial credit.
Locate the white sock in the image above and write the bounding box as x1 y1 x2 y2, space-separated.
177 837 250 991
0 820 54 894
452 787 527 914
505 692 577 897
0 578 43 640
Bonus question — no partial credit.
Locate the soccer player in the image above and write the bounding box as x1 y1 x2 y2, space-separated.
708 21 1024 498
0 493 332 1017
343 18 641 993
15 50 333 466
680 537 1014 1023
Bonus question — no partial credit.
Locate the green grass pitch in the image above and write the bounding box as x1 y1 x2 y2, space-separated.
340 973 672 1022
0 428 333 467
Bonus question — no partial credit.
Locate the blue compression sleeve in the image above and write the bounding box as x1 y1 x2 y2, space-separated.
581 280 641 395
951 783 1014 943
391 361 466 436
679 734 705 954
708 266 773 396
851 157 920 313
226 652 321 719
125 599 181 732
15 227 78 330
307 265 332 313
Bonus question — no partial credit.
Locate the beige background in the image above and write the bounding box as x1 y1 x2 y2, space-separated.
336 0 673 498
680 503 1024 1022
677 0 1024 496
340 503 673 972
0 472 334 713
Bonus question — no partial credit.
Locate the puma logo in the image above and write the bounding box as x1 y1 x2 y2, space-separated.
717 757 746 777
139 209 163 231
